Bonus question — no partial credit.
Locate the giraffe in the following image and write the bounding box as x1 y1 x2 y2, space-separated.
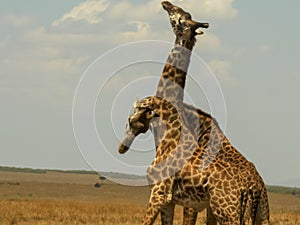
156 2 269 224
118 97 254 225
120 2 210 223
156 1 209 104
119 96 270 225
158 2 210 224
156 2 270 224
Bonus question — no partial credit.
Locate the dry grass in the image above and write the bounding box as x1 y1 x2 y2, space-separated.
268 192 300 225
0 200 144 225
0 171 299 225
0 199 207 225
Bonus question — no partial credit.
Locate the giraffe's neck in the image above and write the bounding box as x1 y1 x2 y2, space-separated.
151 101 215 158
155 38 196 102
152 103 203 164
151 104 182 161
175 38 197 51
182 103 213 136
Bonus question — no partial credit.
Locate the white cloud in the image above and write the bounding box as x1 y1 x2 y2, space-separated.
196 31 221 50
109 0 237 22
208 59 239 86
1 0 238 98
0 14 33 27
109 0 162 21
39 56 89 74
118 21 151 42
0 24 93 83
48 0 237 50
194 31 235 56
52 0 110 27
291 72 300 81
24 26 102 47
175 0 238 20
257 44 272 53
105 0 237 52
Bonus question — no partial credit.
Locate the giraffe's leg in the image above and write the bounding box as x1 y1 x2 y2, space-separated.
142 193 165 225
209 188 241 225
142 179 175 225
160 203 175 225
206 207 217 225
214 214 240 225
214 211 240 225
182 207 218 225
183 207 197 225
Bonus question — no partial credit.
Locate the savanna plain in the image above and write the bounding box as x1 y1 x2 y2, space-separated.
0 168 299 225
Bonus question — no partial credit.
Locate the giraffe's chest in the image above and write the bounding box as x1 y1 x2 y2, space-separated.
172 181 210 210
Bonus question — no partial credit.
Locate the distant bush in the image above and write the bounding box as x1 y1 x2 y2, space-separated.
100 172 144 180
0 166 99 175
94 183 102 188
0 166 46 174
0 181 20 186
267 185 300 196
48 169 97 175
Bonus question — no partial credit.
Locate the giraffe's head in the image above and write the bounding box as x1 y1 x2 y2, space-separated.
118 96 177 154
161 1 209 40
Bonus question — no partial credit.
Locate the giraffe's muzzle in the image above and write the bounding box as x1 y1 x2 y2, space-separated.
118 131 135 154
198 22 209 29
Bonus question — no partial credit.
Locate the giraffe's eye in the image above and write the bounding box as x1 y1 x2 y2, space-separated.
147 110 154 116
178 18 182 25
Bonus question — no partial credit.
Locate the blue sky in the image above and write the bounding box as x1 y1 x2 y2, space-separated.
0 0 299 187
